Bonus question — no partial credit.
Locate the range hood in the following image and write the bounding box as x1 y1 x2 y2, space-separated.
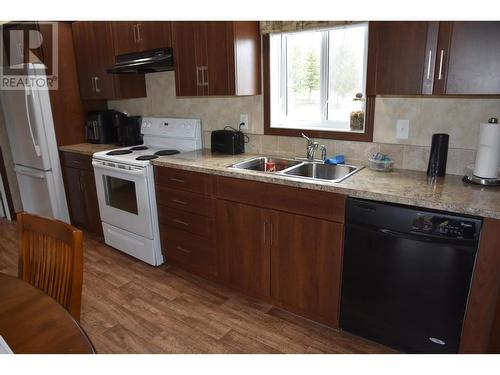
107 48 174 74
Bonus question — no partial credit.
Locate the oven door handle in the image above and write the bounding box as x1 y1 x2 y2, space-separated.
92 161 147 176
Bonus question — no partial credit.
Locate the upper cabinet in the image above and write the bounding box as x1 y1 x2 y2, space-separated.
171 21 261 97
111 21 172 55
71 21 146 100
367 21 500 96
434 22 500 95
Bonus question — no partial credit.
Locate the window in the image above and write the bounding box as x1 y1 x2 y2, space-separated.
268 23 369 135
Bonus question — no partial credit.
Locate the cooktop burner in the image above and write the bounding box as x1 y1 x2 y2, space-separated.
155 149 180 156
129 146 148 151
136 155 159 161
107 150 133 156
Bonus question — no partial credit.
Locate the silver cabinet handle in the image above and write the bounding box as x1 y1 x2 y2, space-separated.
94 76 101 92
137 23 142 42
426 50 432 80
269 222 274 246
132 24 138 43
176 246 191 254
173 219 189 226
169 178 185 183
202 66 209 86
438 49 445 80
172 199 188 205
91 76 95 92
196 66 202 86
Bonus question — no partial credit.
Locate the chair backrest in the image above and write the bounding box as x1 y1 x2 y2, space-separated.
17 212 83 321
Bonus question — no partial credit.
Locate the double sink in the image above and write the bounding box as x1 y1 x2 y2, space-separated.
230 156 363 183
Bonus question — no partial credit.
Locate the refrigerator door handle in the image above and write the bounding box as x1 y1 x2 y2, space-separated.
24 86 42 157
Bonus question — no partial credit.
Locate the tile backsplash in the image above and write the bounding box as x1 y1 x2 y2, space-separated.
109 71 500 176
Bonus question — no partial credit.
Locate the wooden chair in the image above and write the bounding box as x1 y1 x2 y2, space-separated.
17 212 83 321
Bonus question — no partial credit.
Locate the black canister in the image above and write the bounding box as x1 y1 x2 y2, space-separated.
427 133 449 177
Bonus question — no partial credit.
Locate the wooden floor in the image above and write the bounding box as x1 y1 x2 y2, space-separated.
0 219 395 353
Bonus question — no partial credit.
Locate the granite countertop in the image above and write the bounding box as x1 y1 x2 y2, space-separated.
59 143 117 156
151 150 500 220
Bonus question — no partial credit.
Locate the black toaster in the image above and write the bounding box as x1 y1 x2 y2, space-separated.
211 129 245 155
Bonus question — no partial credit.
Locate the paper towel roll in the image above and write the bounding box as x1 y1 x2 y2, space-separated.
473 118 500 179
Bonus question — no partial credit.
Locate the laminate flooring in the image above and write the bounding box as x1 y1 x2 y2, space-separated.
0 220 395 353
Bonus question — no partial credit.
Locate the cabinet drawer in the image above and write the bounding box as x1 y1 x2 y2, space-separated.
156 186 214 217
157 205 214 238
61 152 92 170
154 166 213 195
160 225 217 277
216 176 346 223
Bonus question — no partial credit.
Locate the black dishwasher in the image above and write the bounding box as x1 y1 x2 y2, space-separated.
340 198 482 353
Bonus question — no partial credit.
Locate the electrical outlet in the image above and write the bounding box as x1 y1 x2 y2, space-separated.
396 119 410 139
240 114 249 130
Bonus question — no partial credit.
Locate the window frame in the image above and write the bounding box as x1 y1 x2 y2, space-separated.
264 23 375 142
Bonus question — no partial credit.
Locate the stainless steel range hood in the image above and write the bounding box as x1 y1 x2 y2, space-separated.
107 48 174 74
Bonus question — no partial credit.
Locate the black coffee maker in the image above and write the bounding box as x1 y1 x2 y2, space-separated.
113 113 143 146
85 110 119 144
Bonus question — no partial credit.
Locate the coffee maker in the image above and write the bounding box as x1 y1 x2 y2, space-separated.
113 114 143 146
85 110 120 144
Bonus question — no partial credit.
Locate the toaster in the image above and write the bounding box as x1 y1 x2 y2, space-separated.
211 129 245 155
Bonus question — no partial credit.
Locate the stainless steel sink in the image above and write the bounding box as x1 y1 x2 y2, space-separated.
282 162 362 182
230 156 363 183
230 156 302 172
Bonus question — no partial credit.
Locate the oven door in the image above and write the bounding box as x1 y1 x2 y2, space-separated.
92 160 153 239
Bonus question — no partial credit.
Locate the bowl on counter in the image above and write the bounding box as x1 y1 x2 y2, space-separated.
368 157 394 172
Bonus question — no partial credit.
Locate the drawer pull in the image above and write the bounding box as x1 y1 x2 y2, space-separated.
171 199 188 205
173 219 189 226
169 178 185 183
176 246 191 254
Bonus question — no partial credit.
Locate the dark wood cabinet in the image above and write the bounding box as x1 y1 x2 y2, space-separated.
270 211 344 326
111 21 172 55
154 167 217 278
215 175 346 327
171 21 261 97
216 200 271 298
71 21 146 100
368 21 500 96
434 22 500 95
60 152 102 236
367 22 438 95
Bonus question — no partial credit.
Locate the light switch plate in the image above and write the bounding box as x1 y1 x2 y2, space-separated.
240 114 249 130
396 119 410 139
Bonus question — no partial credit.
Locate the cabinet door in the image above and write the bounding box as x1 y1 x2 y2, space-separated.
72 21 115 100
171 22 207 96
81 169 102 236
137 22 172 51
63 167 87 229
111 21 138 56
205 22 233 96
216 200 270 298
368 22 438 95
270 211 344 327
434 22 500 95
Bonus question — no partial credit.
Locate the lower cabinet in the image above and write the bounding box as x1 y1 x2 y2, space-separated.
270 210 344 326
216 200 271 299
155 167 346 328
60 151 102 236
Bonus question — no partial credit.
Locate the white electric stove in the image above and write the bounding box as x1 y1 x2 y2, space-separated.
92 117 202 265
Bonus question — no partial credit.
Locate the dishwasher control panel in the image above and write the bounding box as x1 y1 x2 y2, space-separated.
411 215 477 239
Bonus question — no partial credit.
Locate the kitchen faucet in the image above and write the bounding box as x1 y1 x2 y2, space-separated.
302 133 319 161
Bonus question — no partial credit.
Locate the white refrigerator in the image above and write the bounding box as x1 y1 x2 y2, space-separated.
0 63 69 222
